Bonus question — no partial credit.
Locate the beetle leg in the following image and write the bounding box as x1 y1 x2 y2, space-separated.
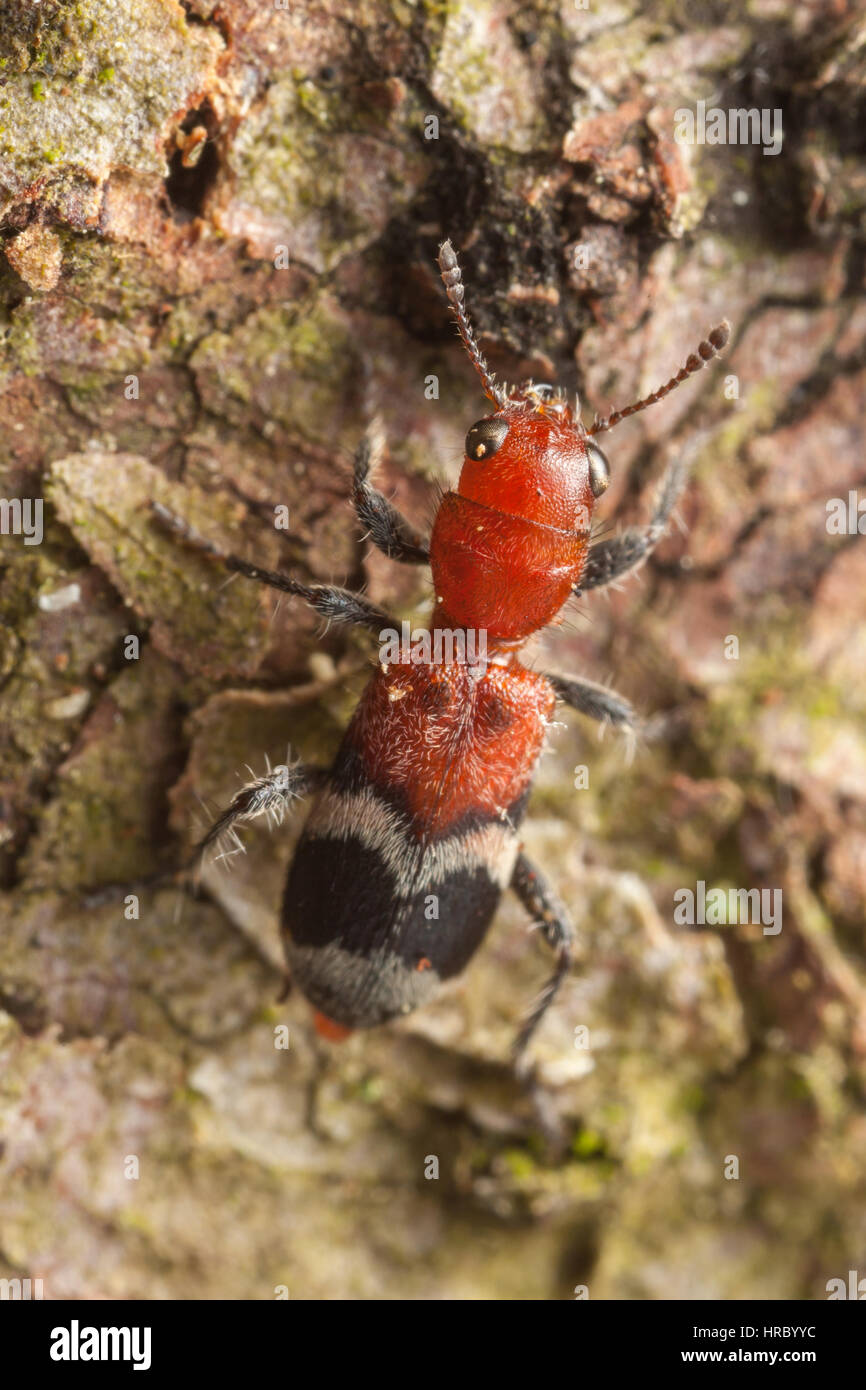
197 761 325 863
80 763 325 909
578 455 687 592
352 426 429 565
546 672 637 731
510 851 575 1070
151 502 397 635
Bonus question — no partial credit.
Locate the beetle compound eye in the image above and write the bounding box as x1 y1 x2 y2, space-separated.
586 439 610 497
465 417 509 462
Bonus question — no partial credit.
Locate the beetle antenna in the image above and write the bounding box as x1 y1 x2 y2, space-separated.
588 321 731 436
438 240 507 407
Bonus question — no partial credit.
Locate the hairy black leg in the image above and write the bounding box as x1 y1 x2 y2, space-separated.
547 672 636 731
510 852 576 1074
578 456 686 593
197 760 325 862
151 502 396 635
82 762 324 908
197 760 326 1004
352 426 429 565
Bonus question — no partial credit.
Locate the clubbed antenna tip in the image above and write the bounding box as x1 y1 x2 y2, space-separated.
438 239 506 407
589 320 731 437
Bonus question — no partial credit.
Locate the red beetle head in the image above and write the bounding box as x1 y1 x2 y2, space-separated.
438 241 610 537
437 239 729 537
456 390 609 537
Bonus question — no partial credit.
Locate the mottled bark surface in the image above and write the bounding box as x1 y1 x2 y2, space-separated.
0 0 864 1300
